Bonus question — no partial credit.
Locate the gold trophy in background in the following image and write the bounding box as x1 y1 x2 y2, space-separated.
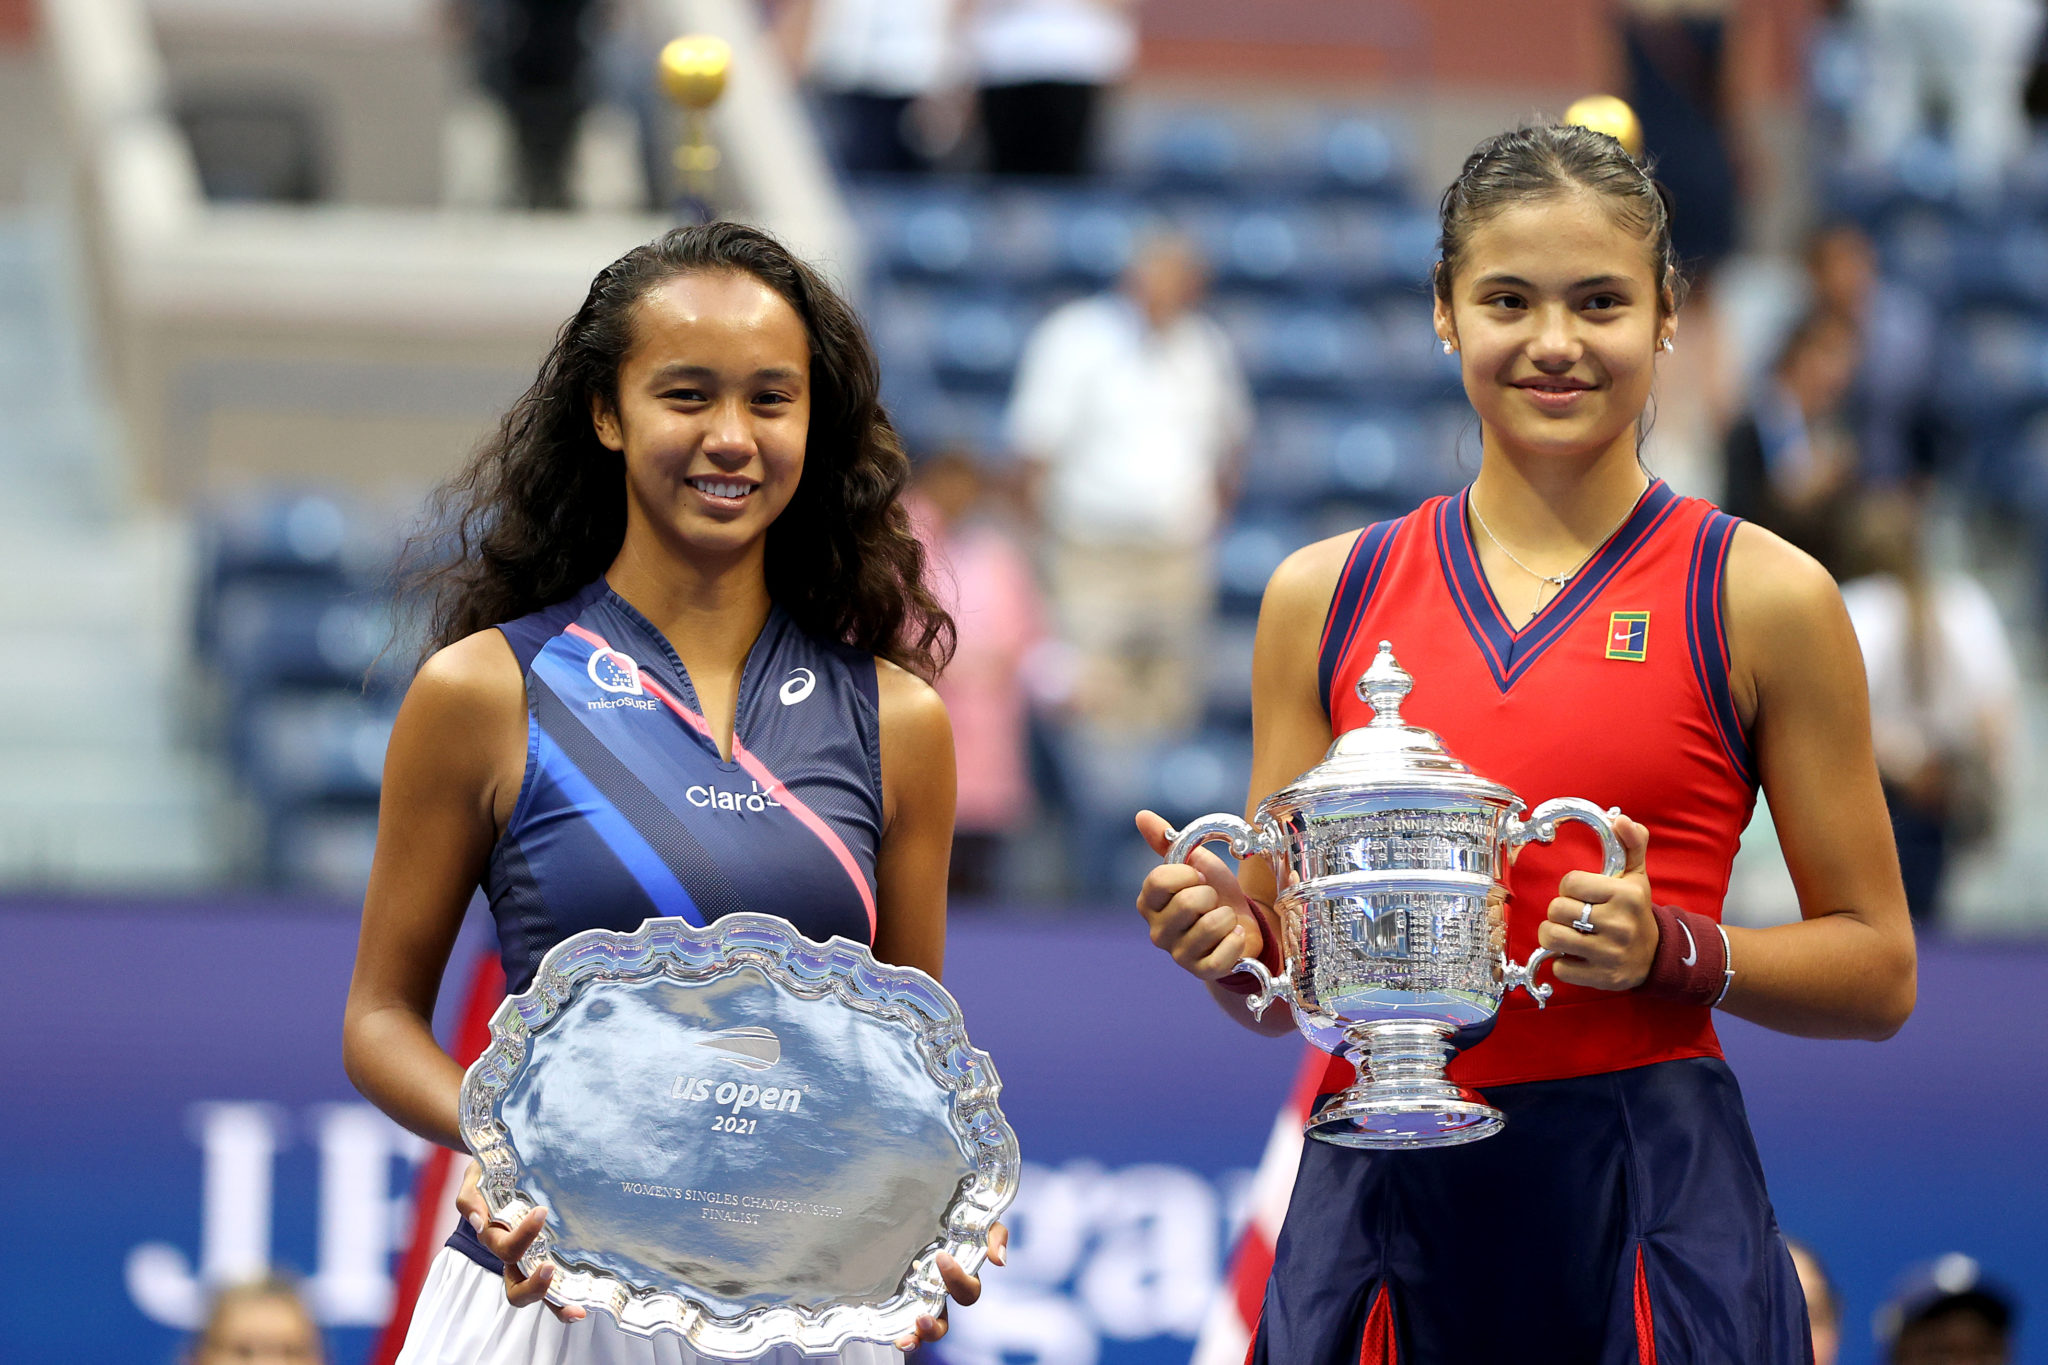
660 34 731 218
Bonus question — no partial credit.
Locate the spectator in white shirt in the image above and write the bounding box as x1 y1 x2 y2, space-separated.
970 0 1136 175
773 0 959 175
1005 230 1252 734
1849 0 2045 203
1840 489 2022 925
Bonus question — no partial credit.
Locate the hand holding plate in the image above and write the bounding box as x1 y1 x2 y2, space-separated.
455 1158 586 1322
895 1222 1009 1350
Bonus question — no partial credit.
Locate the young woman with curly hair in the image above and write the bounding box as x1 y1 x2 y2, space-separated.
343 221 997 1363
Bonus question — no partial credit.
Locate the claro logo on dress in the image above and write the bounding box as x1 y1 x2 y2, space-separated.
585 647 658 711
688 780 782 814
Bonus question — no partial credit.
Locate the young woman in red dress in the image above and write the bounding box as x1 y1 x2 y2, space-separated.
1135 125 1916 1364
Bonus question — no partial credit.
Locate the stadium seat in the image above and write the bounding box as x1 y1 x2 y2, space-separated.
1315 116 1408 200
240 691 398 805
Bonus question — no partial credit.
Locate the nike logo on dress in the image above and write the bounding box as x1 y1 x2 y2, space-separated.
1678 921 1698 967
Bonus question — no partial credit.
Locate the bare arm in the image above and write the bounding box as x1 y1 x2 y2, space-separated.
871 660 957 981
872 659 1008 1349
341 630 526 1151
1719 523 1917 1039
1135 531 1355 1035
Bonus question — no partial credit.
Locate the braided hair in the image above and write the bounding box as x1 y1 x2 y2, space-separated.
1433 123 1686 313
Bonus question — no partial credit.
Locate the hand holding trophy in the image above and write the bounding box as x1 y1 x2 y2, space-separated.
1162 641 1626 1149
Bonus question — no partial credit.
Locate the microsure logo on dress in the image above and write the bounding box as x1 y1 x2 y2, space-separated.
586 647 658 711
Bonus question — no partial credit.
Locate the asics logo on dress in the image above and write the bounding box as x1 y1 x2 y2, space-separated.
779 668 816 705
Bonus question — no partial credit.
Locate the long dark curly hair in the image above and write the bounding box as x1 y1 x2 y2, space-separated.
403 221 954 678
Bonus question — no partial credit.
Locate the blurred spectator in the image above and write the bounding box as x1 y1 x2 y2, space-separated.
185 1276 326 1365
970 0 1137 176
773 0 960 175
1878 1253 2017 1365
1841 489 2021 925
1722 309 1861 571
1848 0 2045 204
1006 230 1251 737
1807 221 1940 485
465 0 598 209
1788 1236 1843 1365
1615 0 1769 277
909 450 1058 896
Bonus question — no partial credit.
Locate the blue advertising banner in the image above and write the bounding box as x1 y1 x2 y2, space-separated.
3 897 2042 1365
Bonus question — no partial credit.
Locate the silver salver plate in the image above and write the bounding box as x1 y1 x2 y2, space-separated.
458 913 1020 1358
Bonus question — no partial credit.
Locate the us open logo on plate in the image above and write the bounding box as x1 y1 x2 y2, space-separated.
587 647 644 695
693 1025 781 1071
670 1027 809 1116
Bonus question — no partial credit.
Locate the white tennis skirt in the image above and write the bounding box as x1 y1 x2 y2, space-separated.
396 1248 907 1365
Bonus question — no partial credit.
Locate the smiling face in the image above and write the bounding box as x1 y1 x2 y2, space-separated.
592 269 812 568
1433 190 1672 467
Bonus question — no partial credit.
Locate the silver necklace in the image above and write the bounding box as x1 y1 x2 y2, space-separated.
1468 483 1645 593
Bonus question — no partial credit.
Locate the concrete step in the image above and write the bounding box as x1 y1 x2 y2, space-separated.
0 757 231 887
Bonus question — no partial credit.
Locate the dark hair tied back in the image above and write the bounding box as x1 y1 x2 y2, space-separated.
1434 123 1686 311
403 221 954 679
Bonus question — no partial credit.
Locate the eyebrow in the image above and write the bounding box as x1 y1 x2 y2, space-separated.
649 363 804 383
1472 273 1634 292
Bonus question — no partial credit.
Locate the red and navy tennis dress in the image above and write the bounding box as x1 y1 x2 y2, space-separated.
444 577 884 1276
1249 481 1812 1364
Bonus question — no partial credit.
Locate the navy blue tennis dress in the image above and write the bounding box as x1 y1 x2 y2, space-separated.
399 578 901 1365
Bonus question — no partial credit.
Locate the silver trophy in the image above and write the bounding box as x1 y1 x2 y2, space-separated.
1166 641 1624 1149
459 913 1019 1357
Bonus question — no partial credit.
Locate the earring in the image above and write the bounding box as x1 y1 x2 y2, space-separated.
1658 337 1675 354
1442 339 1456 355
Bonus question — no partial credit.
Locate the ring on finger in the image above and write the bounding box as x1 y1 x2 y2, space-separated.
1570 900 1597 935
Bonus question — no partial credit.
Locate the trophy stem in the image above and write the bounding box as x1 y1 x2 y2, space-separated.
1303 1021 1504 1150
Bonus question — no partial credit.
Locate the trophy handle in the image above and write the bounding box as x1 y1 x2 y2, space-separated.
1228 955 1296 1021
1505 798 1626 877
1164 813 1278 866
1500 800 1626 1009
1502 946 1556 1008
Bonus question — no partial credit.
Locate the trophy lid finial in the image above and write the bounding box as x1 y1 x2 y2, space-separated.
659 35 732 111
1357 641 1412 726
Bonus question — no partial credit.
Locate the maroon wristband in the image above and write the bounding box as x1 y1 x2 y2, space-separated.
1638 902 1731 1007
1213 900 1285 995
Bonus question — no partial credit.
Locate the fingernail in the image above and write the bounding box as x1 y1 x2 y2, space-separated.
994 1246 1007 1266
467 1211 484 1232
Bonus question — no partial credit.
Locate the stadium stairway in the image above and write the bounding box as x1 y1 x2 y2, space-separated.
0 207 230 887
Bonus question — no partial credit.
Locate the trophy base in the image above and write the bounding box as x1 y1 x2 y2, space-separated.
1306 1088 1503 1149
1305 1020 1505 1150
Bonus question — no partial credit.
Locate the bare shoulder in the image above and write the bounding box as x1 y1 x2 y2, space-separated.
404 627 525 724
1261 529 1360 632
1722 520 1862 721
1723 520 1848 646
874 657 953 751
382 626 528 830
